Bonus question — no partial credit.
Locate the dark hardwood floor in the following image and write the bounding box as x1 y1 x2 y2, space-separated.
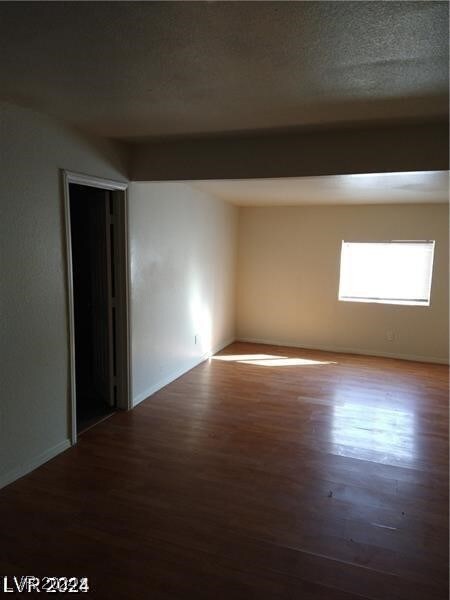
0 342 448 599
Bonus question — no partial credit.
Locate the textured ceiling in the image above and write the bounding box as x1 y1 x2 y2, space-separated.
191 171 449 206
0 1 448 140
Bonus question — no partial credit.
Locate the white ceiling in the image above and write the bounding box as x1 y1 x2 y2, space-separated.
0 2 448 140
191 171 449 206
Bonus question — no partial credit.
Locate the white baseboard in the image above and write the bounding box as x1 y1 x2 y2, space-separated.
132 337 235 407
237 336 449 365
0 439 71 490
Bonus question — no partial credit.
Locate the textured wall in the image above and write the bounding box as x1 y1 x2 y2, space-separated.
237 204 449 363
0 103 128 486
129 182 238 405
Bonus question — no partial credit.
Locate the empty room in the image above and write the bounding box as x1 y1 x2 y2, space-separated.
0 2 448 599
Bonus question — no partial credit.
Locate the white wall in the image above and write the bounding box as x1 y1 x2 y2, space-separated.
129 182 237 406
237 204 449 363
0 102 128 487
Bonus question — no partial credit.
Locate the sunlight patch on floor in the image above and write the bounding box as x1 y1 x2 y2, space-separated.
211 354 336 366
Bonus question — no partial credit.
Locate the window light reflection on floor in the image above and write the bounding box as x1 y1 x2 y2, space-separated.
331 402 415 462
211 354 336 366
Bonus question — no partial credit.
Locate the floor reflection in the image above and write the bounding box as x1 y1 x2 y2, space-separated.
331 399 416 464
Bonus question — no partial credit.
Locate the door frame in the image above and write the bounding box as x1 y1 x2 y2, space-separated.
62 170 131 445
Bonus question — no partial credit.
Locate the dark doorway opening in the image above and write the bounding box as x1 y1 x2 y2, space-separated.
69 184 117 433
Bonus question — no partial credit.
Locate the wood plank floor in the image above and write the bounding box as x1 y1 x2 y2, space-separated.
0 342 448 599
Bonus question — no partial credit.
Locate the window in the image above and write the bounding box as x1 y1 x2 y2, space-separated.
338 241 435 306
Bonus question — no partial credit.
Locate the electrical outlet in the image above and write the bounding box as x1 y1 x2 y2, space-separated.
386 330 394 342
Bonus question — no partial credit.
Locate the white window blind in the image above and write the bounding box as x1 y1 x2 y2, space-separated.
338 241 435 306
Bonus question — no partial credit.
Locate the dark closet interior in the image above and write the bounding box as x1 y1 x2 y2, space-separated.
69 184 116 433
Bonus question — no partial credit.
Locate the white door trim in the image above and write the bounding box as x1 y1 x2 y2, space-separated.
64 170 128 192
62 170 131 445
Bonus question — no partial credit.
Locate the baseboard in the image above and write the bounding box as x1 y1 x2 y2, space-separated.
132 337 236 407
211 337 236 356
236 337 449 365
0 439 71 490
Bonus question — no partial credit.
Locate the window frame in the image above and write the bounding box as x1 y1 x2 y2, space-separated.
337 240 435 307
